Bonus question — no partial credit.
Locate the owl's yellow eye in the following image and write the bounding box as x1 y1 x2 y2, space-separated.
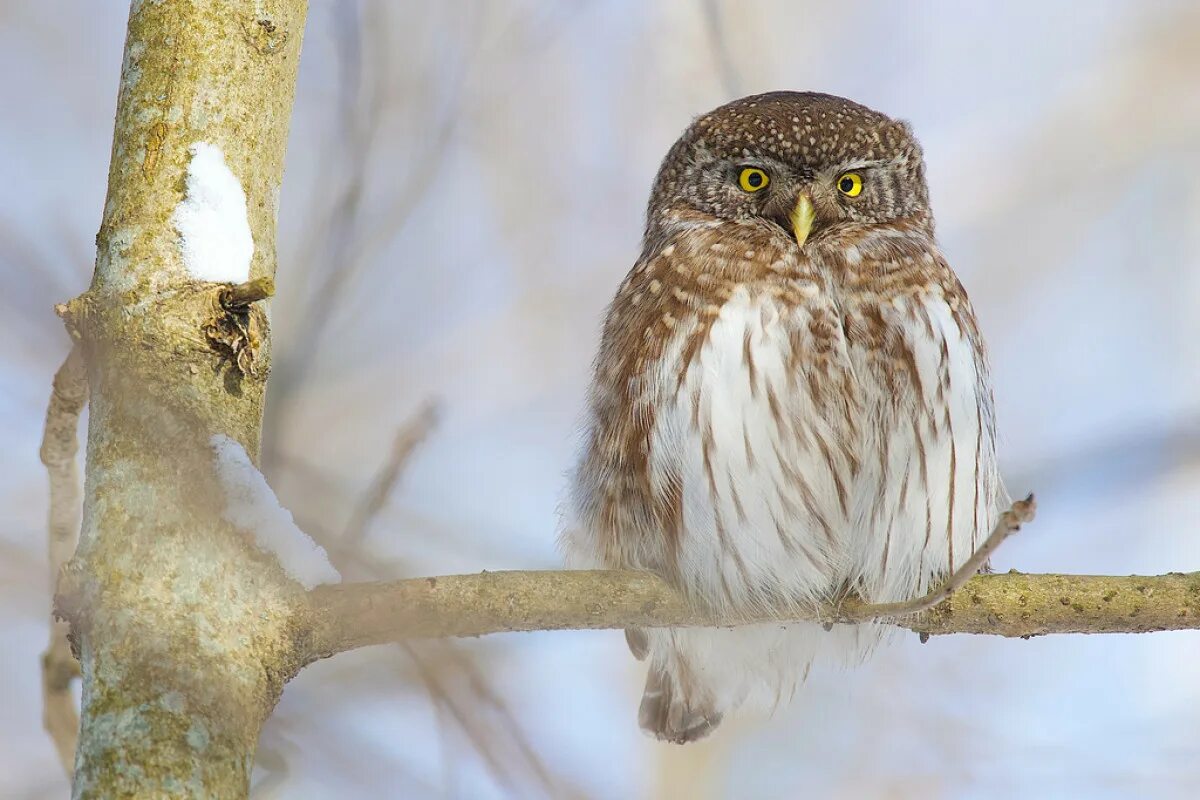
738 167 769 192
837 172 863 197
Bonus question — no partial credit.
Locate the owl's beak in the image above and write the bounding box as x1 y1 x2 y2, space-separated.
790 192 815 247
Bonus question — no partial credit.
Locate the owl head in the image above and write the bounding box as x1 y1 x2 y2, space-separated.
646 91 931 247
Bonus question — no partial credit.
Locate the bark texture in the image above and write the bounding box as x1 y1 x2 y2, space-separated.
305 569 1200 657
61 2 308 797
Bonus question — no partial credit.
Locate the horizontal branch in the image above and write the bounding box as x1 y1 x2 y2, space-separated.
304 568 1200 660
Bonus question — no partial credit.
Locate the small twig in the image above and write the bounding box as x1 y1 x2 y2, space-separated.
39 345 88 777
220 276 275 309
309 393 567 798
341 401 439 546
700 0 743 98
840 494 1037 622
453 647 564 797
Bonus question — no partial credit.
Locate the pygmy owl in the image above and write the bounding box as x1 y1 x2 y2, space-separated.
561 91 1004 743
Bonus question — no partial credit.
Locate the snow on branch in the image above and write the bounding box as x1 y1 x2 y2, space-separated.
211 435 340 589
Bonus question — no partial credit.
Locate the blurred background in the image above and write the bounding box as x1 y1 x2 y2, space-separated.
3 1 1200 797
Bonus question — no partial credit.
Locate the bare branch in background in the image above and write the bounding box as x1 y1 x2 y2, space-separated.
264 3 471 471
0 219 88 343
275 398 577 797
701 0 743 98
339 401 440 548
38 345 87 777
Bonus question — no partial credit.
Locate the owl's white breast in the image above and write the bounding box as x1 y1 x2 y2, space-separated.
643 285 861 610
639 283 1000 610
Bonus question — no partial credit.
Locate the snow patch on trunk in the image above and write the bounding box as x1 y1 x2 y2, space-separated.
172 143 254 283
211 435 340 589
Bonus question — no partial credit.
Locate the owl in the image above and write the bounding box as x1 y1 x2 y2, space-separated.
561 91 1004 744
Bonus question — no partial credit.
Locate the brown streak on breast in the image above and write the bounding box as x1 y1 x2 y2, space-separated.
972 399 983 554
922 495 933 557
714 506 753 591
947 437 957 573
676 322 713 395
765 379 785 432
896 336 925 403
879 514 895 584
813 426 849 519
743 327 759 398
871 430 890 525
742 420 757 471
729 477 748 524
772 439 834 545
912 415 928 491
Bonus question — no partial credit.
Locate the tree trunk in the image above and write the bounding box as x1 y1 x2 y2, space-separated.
61 2 308 796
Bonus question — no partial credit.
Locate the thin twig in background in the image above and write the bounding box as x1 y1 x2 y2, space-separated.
39 345 87 777
454 647 563 797
701 0 743 98
264 4 469 472
338 547 575 798
340 401 440 547
404 644 529 797
300 402 576 799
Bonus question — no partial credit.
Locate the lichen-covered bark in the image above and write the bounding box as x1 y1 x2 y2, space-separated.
304 569 1200 657
63 2 309 797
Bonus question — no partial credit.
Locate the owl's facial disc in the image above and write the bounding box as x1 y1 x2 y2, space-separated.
789 192 815 246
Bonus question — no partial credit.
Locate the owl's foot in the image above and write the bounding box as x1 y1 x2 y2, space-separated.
638 666 723 744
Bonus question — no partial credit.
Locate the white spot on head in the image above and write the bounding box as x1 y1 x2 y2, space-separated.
171 142 254 283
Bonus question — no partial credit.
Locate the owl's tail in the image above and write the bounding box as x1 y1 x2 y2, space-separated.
638 664 723 744
635 622 884 743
